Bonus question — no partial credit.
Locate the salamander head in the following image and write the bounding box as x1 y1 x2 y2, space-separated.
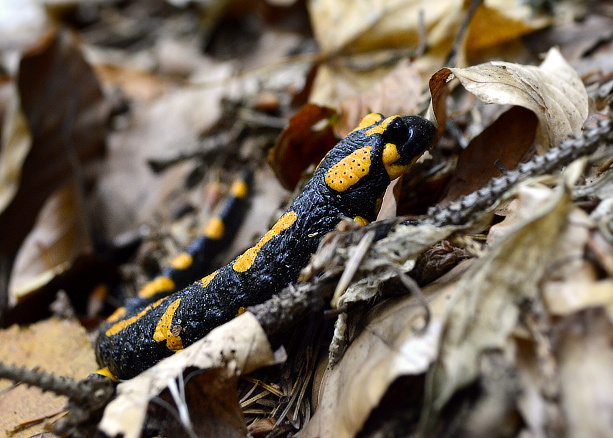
318 113 436 220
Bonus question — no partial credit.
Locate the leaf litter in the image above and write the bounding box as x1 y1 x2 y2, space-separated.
0 1 612 438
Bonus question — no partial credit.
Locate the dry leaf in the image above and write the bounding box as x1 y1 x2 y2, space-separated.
430 47 588 152
425 172 576 422
308 0 549 106
557 310 613 437
540 208 613 318
0 29 108 257
0 318 98 437
268 103 338 190
308 0 545 57
441 106 538 202
155 369 246 438
302 263 468 438
333 60 424 137
9 181 91 301
465 1 550 52
99 312 282 438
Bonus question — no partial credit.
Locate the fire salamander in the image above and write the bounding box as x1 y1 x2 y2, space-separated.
95 113 436 380
128 171 252 309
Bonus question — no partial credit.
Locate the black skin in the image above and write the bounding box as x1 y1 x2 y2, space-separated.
95 114 436 379
121 170 253 313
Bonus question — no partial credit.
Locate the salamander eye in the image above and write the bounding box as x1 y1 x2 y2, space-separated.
385 116 436 164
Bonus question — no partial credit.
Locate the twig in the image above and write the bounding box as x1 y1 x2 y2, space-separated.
423 118 613 227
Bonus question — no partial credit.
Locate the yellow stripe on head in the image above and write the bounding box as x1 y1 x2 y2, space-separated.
351 113 384 133
365 115 399 136
93 367 118 382
354 216 369 226
106 306 127 323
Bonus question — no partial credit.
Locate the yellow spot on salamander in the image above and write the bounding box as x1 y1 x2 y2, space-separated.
350 113 384 133
365 115 398 136
106 306 126 323
203 216 224 240
170 252 193 270
93 367 118 382
236 307 247 316
230 179 249 199
354 216 369 226
153 298 183 351
325 146 371 192
382 142 419 180
105 297 168 337
201 270 219 287
233 211 298 273
138 276 175 299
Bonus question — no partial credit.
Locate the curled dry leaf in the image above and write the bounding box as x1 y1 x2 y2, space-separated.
99 313 282 438
429 47 588 152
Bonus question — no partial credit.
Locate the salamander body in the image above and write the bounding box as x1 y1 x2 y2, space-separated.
95 113 436 379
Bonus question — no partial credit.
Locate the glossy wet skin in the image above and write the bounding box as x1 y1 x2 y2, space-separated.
95 113 436 379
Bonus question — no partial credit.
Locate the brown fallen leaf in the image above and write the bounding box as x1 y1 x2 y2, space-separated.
0 29 109 321
429 47 589 154
0 318 98 437
441 105 538 202
333 60 424 138
9 181 91 303
154 370 246 438
308 0 550 106
268 103 338 190
557 309 613 437
0 29 108 256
